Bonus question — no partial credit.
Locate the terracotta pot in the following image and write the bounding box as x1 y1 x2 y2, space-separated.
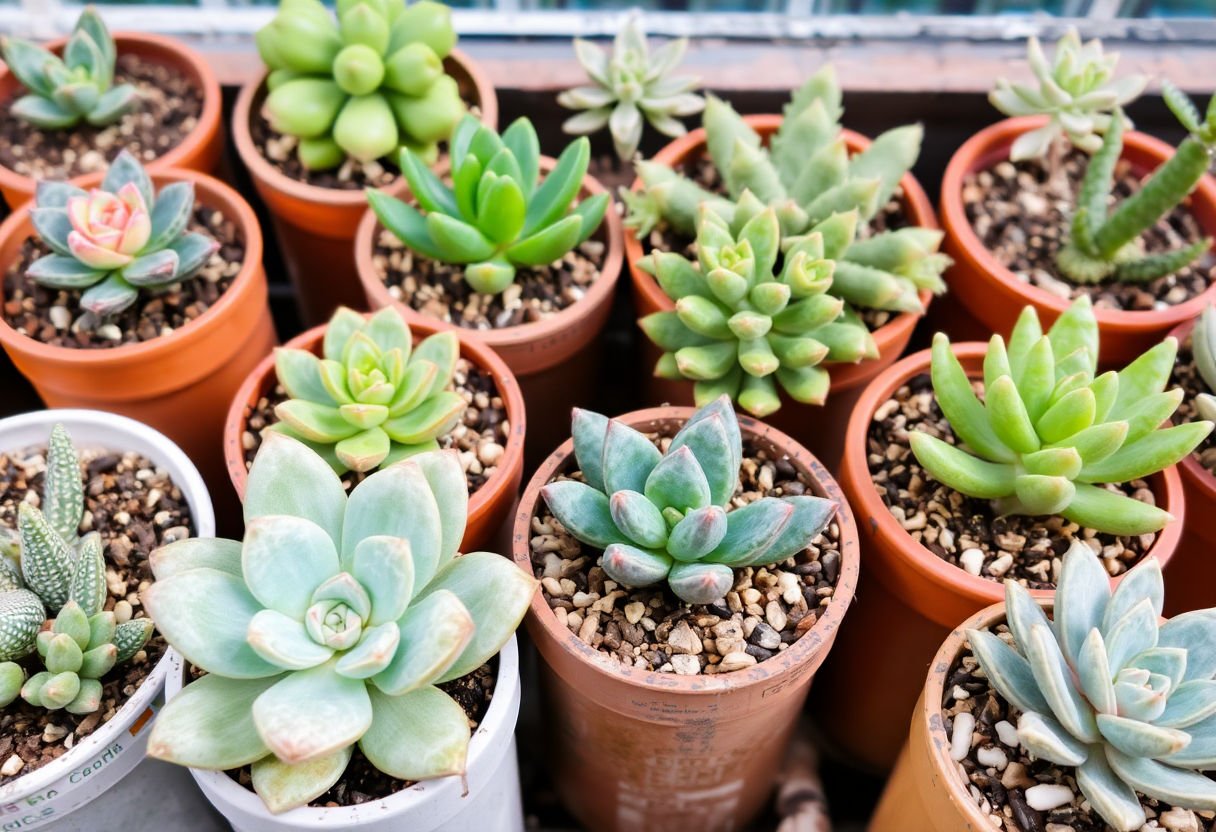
937 115 1216 367
624 114 936 473
510 406 860 832
355 156 625 469
232 53 498 328
223 313 525 553
0 169 275 535
810 342 1186 773
0 33 224 210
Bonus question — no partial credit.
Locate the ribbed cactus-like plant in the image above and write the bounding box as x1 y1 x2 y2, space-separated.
541 397 836 605
1192 305 1216 424
145 434 537 814
910 297 1211 535
269 306 464 474
968 541 1216 831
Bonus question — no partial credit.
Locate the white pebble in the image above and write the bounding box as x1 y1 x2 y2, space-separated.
952 684 971 701
960 549 984 576
1025 784 1073 811
995 720 1019 748
950 712 975 761
976 746 1008 770
988 553 1014 578
1 754 22 776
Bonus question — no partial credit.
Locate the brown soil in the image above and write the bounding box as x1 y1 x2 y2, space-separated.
1170 332 1216 478
0 53 203 183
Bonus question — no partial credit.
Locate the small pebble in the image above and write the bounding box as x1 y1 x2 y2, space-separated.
1025 784 1073 812
994 720 1019 748
960 548 984 576
976 746 1008 770
1 755 22 777
950 712 975 762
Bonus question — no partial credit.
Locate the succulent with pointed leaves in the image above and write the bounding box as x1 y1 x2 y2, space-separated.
144 434 537 814
24 150 219 325
1192 305 1216 424
268 306 464 474
367 115 610 295
541 397 836 606
911 297 1210 536
0 8 139 130
1057 87 1216 285
968 541 1216 831
558 12 704 161
256 0 465 169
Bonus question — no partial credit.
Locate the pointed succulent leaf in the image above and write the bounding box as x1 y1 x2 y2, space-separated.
371 589 471 694
251 748 352 815
601 543 673 589
244 434 346 546
360 685 469 781
253 664 372 764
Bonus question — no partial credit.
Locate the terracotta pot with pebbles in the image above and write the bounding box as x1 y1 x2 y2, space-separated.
0 408 213 829
511 400 859 832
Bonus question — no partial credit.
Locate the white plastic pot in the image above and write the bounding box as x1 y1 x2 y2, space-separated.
0 408 215 829
172 636 525 832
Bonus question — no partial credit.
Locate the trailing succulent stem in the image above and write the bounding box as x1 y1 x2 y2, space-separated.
1193 305 1216 423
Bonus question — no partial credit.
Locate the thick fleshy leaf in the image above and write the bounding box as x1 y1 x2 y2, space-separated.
609 490 668 549
667 506 728 562
351 536 414 627
1159 681 1216 729
1165 713 1216 768
601 543 673 589
144 181 194 252
253 664 373 764
1024 623 1101 743
360 685 470 781
668 408 739 506
908 433 1016 500
1097 713 1189 758
341 461 442 587
1054 541 1111 667
251 747 352 815
542 480 626 549
1075 750 1147 832
644 446 712 512
755 496 837 565
969 628 1051 716
1159 611 1216 683
571 409 609 492
247 609 334 670
26 254 107 289
667 561 734 605
1106 746 1216 810
1061 484 1172 537
602 420 662 495
930 334 1015 463
244 433 346 547
274 349 332 406
147 674 279 769
1018 710 1089 767
168 232 219 279
150 538 243 579
334 621 401 680
1103 556 1164 634
1078 628 1117 715
381 391 464 444
1105 599 1159 672
705 498 793 567
372 590 471 694
243 515 340 619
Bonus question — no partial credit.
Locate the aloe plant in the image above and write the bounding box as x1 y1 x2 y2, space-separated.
367 115 609 295
1193 305 1216 424
910 297 1211 535
968 540 1216 831
145 434 537 813
541 397 836 605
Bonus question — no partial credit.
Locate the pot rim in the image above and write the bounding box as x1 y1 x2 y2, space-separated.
230 51 497 211
0 407 214 803
0 168 264 368
1167 316 1216 504
840 340 1186 605
511 404 861 695
939 114 1216 333
0 31 223 197
171 635 520 826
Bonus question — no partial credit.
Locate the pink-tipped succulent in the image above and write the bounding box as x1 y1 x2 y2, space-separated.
65 183 151 270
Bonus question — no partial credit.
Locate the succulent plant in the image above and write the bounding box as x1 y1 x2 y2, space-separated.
268 307 464 474
25 150 219 325
558 12 704 161
910 297 1211 536
1192 305 1216 424
0 8 139 130
1057 87 1216 285
145 434 537 813
990 29 1146 161
623 66 950 316
255 0 466 170
541 397 836 605
639 197 877 416
367 115 610 295
968 541 1216 831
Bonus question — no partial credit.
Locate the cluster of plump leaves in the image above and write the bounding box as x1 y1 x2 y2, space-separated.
368 115 609 295
1193 305 1216 424
541 397 836 606
1057 87 1216 286
0 425 151 713
26 150 219 325
558 12 704 161
145 435 537 814
639 197 877 417
990 28 1146 160
911 297 1211 536
256 0 465 170
0 9 138 130
269 307 464 475
623 65 950 316
969 541 1216 831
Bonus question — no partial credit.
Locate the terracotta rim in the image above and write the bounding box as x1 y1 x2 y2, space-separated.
222 312 527 532
940 115 1216 336
841 341 1186 607
511 405 861 695
0 32 223 198
231 50 498 211
1167 316 1216 506
622 113 936 382
0 168 264 368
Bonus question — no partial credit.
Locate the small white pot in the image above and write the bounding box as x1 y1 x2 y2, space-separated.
0 408 214 829
173 636 525 832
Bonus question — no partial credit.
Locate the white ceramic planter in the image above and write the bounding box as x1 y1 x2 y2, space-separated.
0 408 215 829
173 636 525 832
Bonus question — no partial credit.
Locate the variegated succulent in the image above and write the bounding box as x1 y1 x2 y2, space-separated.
541 397 836 605
268 306 464 474
145 434 537 814
968 541 1216 831
1193 305 1216 423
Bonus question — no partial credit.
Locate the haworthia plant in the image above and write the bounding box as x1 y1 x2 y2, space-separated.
910 297 1211 535
145 434 537 814
1193 305 1216 424
268 306 464 474
969 541 1216 831
541 397 836 605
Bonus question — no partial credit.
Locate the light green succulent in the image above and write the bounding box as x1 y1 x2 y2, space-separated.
910 296 1211 536
558 12 704 161
145 434 537 814
268 306 464 475
969 541 1216 831
542 397 836 605
1192 305 1216 424
0 8 138 130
